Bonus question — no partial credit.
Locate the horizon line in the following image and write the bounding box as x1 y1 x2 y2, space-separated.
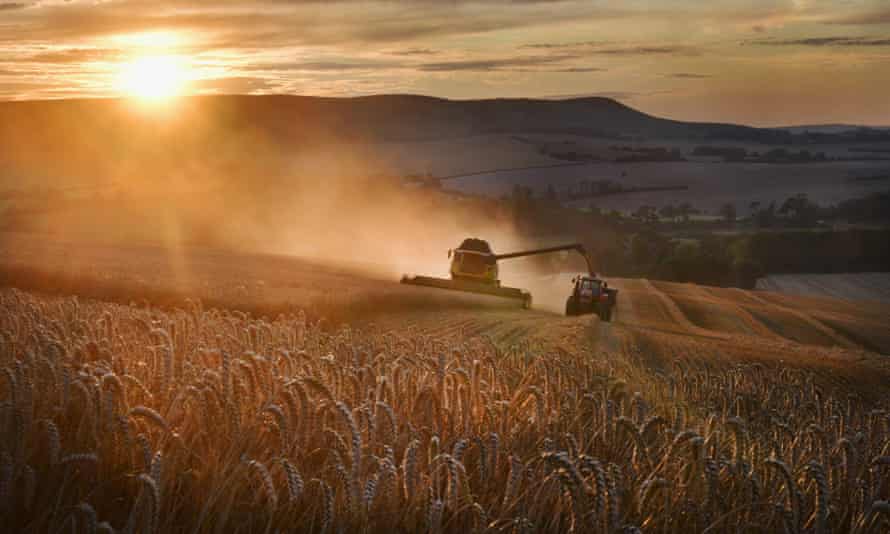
2 92 888 130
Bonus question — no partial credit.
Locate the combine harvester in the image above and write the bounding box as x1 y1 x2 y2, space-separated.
401 238 616 318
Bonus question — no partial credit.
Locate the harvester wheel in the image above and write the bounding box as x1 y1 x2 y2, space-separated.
523 294 533 309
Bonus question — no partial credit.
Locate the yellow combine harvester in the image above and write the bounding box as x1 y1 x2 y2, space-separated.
401 238 593 308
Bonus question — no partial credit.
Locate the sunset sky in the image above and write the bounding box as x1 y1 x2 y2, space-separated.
2 0 890 126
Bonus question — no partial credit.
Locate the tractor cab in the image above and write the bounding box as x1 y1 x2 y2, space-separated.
574 276 603 300
566 275 617 321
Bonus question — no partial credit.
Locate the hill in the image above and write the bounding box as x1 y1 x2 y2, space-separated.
0 95 794 187
0 94 790 145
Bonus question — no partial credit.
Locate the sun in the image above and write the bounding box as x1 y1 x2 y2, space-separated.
116 55 187 101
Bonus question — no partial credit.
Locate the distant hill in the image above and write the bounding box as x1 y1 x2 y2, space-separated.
0 93 790 149
0 94 796 186
12 94 890 188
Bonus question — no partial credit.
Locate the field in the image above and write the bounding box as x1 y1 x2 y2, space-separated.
2 234 890 533
757 273 890 304
442 156 890 216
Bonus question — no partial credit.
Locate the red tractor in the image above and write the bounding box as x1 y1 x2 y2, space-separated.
565 275 617 321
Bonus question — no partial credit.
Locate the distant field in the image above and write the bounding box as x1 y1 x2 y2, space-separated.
444 157 890 215
756 272 890 303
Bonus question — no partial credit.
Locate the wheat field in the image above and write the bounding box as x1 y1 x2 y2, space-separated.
2 283 889 533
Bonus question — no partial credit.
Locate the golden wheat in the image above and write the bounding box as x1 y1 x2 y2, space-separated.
0 287 888 532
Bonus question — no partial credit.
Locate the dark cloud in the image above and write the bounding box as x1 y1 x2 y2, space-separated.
747 36 890 47
389 48 438 56
418 54 577 72
552 67 605 73
520 41 606 49
245 60 403 72
518 42 698 58
0 3 28 10
416 44 691 73
592 45 695 56
666 72 711 79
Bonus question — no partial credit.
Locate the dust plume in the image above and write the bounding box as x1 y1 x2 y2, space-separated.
0 96 595 316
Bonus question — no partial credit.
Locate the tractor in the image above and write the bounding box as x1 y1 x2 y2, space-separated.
565 275 617 321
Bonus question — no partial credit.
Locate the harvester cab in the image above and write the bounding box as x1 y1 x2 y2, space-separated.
448 238 500 285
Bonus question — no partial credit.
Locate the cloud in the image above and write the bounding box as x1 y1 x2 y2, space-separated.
747 36 890 46
666 72 712 79
591 45 697 56
21 48 123 64
517 41 695 57
827 9 890 26
418 54 579 72
0 2 28 10
520 41 607 49
191 76 282 94
0 0 611 47
552 67 605 73
245 59 404 72
389 48 438 56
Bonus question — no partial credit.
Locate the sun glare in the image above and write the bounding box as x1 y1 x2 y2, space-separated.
116 55 187 101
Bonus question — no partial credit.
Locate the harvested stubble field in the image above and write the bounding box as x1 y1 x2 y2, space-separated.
2 237 890 533
756 274 890 306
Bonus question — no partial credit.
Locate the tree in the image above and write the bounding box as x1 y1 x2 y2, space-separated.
658 205 676 221
677 202 693 223
545 184 558 202
779 193 818 226
733 257 765 289
755 202 776 228
633 205 657 224
719 203 737 224
749 200 761 220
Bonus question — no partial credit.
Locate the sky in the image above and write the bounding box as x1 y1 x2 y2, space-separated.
1 0 890 126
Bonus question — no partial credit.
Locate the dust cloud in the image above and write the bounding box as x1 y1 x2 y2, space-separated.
1 97 590 312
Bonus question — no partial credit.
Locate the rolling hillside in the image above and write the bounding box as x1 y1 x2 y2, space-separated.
0 95 792 189
2 230 887 359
